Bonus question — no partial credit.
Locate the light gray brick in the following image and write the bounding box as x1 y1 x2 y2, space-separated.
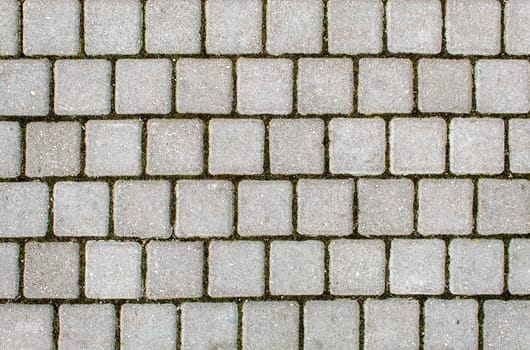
0 243 19 298
449 239 504 295
0 304 54 350
483 301 530 350
0 121 21 178
0 0 18 55
59 304 115 350
358 58 413 114
23 0 80 55
269 118 324 174
121 304 177 350
270 240 324 295
505 0 530 54
85 241 142 299
509 239 530 295
509 119 530 173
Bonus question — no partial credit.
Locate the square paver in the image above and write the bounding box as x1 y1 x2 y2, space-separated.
121 304 177 350
0 243 19 298
505 0 530 54
509 239 530 295
0 304 54 350
509 119 530 173
59 304 115 350
0 0 19 55
483 301 530 350
0 122 21 178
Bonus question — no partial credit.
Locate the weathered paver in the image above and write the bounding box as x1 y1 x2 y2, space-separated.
59 304 115 350
0 0 19 55
505 0 530 54
0 304 54 350
0 122 21 178
0 243 19 298
508 239 530 295
483 301 530 350
509 119 530 173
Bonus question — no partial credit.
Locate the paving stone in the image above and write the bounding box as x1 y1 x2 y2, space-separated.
270 240 324 295
329 239 386 295
0 121 21 178
25 122 81 177
54 59 112 115
358 58 413 114
0 182 49 237
445 0 501 55
237 58 293 115
59 304 115 350
418 179 473 235
24 242 79 298
209 119 264 175
297 179 354 236
509 119 530 173
177 58 232 114
181 302 238 350
424 299 479 350
23 0 80 55
449 118 505 175
206 0 262 54
418 59 472 113
449 239 504 295
304 300 359 350
267 0 323 54
0 304 54 350
84 0 142 55
386 0 442 53
0 59 50 116
364 299 419 350
390 118 446 175
146 241 203 298
327 0 383 54
297 58 353 115
242 301 299 350
509 239 530 295
505 0 530 54
85 120 142 176
0 0 18 55
208 240 265 297
0 243 19 298
357 179 414 236
476 59 529 114
329 118 386 175
483 300 530 350
175 180 233 237
120 304 177 350
85 241 142 299
237 180 292 236
269 118 324 174
477 179 530 235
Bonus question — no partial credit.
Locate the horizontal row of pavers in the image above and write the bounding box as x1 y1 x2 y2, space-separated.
1 58 529 116
1 0 530 56
1 179 529 238
1 239 529 299
1 300 528 350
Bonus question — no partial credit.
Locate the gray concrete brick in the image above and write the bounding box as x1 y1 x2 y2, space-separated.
329 239 386 295
145 0 201 54
269 118 324 174
84 0 142 55
237 58 293 115
329 118 386 175
208 240 264 297
24 242 79 298
297 179 354 236
0 59 49 116
0 304 54 350
505 0 530 54
449 239 504 295
327 0 383 54
175 180 233 237
0 182 49 237
59 304 115 350
483 300 530 350
25 121 81 177
424 299 479 350
23 0 80 55
54 59 112 115
120 304 177 350
449 118 505 175
181 302 238 350
509 119 530 173
0 121 21 178
418 179 473 235
386 0 442 54
476 59 529 113
114 180 171 238
358 58 413 114
270 240 324 295
304 300 359 350
0 243 19 298
478 179 530 235
85 241 142 299
243 301 299 350
445 0 501 55
418 59 472 113
358 179 414 236
209 119 264 175
364 299 419 350
390 117 446 175
146 241 203 298
0 0 18 55
297 58 353 115
238 180 292 236
85 120 142 176
206 0 262 54
509 239 530 295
